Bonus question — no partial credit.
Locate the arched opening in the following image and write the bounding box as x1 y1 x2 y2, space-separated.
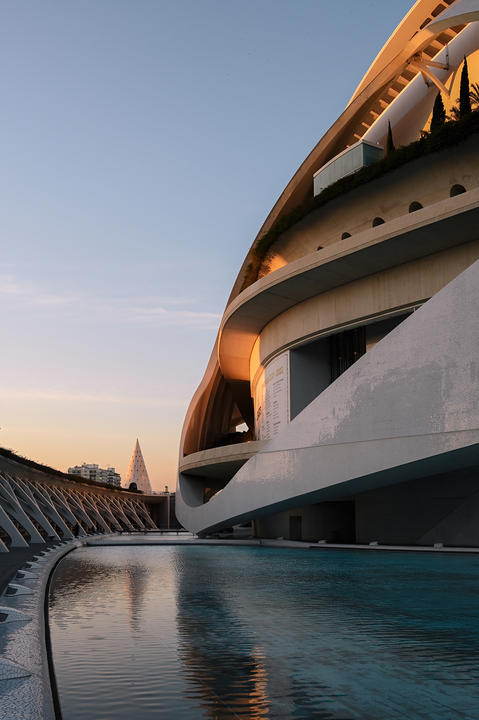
341 232 351 240
409 201 423 213
450 184 466 197
317 245 323 250
372 217 385 227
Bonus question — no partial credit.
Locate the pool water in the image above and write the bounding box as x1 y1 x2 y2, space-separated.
49 545 479 719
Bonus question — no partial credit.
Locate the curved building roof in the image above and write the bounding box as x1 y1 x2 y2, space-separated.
246 0 479 266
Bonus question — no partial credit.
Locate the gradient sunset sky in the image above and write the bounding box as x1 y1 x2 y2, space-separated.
0 0 413 490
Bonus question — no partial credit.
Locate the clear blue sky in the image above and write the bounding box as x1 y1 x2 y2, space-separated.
0 0 413 489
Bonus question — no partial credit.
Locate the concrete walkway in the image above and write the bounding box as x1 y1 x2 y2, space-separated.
0 542 61 595
86 532 479 553
0 540 84 720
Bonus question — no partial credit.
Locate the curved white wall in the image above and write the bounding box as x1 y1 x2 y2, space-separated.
177 259 479 534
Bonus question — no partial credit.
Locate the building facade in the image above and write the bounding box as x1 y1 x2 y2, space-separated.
176 0 479 546
68 463 122 487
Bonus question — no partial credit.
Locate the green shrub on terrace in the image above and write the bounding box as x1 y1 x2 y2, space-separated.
240 110 479 291
0 446 70 479
0 445 129 490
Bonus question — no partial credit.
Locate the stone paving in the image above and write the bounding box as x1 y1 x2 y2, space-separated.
0 539 88 720
0 542 60 596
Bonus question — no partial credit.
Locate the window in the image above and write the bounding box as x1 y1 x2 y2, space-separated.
341 232 351 240
450 184 466 197
409 201 423 212
330 326 366 382
372 216 385 227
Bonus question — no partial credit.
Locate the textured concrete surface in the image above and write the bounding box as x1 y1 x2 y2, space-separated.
178 258 479 535
0 543 58 596
0 539 98 720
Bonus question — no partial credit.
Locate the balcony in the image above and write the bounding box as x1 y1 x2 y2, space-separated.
180 440 265 482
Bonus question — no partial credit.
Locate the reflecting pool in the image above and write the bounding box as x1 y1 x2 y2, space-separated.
49 545 479 719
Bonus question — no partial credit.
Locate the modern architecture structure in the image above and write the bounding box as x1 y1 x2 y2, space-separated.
0 445 181 550
68 463 121 487
125 439 153 494
0 450 157 550
176 0 479 545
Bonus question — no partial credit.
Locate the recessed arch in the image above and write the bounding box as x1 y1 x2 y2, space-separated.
409 201 423 213
341 232 351 240
372 217 385 227
450 184 466 197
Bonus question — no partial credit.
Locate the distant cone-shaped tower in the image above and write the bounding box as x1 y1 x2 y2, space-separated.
125 438 152 494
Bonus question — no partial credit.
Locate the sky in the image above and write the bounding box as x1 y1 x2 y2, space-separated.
0 0 413 490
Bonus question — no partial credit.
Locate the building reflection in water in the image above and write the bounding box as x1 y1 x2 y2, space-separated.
123 563 149 633
175 549 271 719
173 547 348 720
49 545 479 720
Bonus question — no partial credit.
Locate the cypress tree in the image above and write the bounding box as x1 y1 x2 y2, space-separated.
430 91 446 132
459 55 472 118
386 121 395 154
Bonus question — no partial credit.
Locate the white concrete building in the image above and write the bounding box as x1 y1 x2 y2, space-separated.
176 0 479 546
68 463 121 487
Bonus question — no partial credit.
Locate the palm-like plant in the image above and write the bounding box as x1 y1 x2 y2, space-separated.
470 82 479 107
448 103 461 121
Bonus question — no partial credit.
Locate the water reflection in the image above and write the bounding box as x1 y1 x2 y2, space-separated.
124 563 149 633
175 550 270 718
173 548 352 719
49 546 479 720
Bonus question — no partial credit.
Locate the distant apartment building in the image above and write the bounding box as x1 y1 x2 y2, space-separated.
68 463 122 487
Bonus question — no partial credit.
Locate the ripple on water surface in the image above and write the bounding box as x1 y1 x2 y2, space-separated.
48 546 479 719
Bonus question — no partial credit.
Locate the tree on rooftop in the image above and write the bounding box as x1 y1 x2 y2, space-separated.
386 121 395 154
459 55 472 118
430 91 446 132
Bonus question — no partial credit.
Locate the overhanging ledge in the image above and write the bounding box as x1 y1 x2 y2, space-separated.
218 188 479 384
180 441 266 481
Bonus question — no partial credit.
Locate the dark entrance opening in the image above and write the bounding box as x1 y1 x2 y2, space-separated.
330 326 366 381
289 515 302 541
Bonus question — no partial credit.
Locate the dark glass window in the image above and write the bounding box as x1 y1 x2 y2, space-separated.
330 326 366 381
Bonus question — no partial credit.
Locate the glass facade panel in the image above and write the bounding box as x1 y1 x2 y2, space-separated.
313 141 383 197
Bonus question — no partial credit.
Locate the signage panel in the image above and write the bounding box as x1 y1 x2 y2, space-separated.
254 352 289 441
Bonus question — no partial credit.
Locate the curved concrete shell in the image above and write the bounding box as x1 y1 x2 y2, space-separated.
177 0 479 545
0 454 157 550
